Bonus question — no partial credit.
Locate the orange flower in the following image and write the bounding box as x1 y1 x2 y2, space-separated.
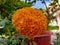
12 7 47 40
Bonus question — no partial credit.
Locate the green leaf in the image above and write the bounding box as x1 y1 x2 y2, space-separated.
2 0 7 4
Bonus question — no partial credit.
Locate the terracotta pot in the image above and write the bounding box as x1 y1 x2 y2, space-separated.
26 31 51 45
18 31 51 45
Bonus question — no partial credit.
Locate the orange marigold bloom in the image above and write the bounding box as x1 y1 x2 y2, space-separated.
12 7 47 40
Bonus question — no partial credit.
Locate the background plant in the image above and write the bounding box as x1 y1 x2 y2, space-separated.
0 0 36 45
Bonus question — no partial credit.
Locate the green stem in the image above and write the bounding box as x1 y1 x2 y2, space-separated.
21 37 25 45
6 27 11 37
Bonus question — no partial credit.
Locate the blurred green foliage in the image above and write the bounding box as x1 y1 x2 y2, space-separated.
0 0 33 45
0 0 33 37
0 0 32 19
48 26 59 30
